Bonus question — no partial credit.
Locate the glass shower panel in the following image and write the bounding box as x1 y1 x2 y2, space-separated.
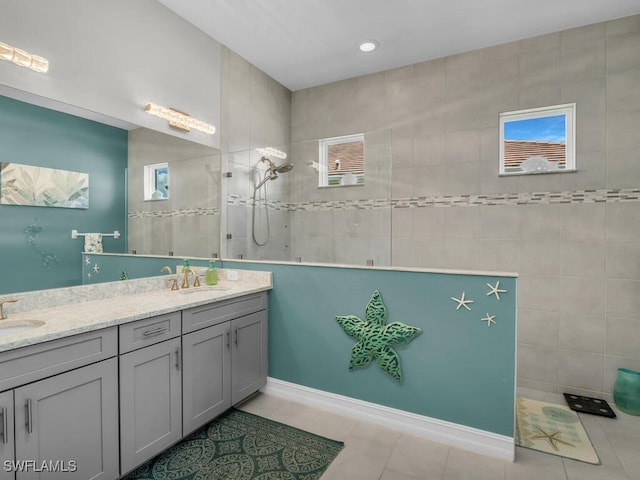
288 129 393 266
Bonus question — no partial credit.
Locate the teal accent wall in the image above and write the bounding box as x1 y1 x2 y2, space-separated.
81 254 216 284
224 261 516 437
80 254 516 437
0 95 128 294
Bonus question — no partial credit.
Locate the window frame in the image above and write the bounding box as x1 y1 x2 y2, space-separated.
499 103 576 176
143 162 169 201
318 133 365 187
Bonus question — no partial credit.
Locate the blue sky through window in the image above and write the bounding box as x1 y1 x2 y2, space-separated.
504 114 566 142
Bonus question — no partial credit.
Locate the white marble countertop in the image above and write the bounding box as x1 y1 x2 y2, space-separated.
0 269 272 352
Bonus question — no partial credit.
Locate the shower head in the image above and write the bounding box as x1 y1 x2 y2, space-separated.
259 157 293 174
274 162 293 174
254 157 293 190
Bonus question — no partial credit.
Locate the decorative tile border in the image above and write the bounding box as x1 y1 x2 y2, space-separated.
392 188 640 208
227 194 290 211
128 207 220 219
227 188 640 212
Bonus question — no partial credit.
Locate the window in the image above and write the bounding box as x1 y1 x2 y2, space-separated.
144 162 169 200
319 134 365 187
499 103 575 175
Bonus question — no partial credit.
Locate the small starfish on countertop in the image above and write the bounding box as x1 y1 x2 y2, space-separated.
486 281 507 300
481 313 496 327
529 425 574 451
451 292 474 311
93 263 100 273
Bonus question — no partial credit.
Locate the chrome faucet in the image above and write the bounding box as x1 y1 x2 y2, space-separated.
0 299 18 320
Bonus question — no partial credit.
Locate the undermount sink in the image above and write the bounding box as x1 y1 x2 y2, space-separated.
178 286 229 295
0 319 45 335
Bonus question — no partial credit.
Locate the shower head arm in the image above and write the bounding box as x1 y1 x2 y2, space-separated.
260 156 276 170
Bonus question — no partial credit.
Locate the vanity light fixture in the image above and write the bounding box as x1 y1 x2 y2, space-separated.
358 40 379 53
255 147 287 160
144 102 216 135
0 41 49 73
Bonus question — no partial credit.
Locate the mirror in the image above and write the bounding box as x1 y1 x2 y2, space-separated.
0 85 390 294
0 90 220 294
128 128 221 258
225 129 392 266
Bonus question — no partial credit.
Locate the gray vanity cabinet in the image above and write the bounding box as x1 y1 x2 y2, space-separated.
0 328 119 480
0 390 15 480
0 290 269 479
182 293 268 435
231 310 268 405
119 337 182 475
13 358 119 480
182 322 231 435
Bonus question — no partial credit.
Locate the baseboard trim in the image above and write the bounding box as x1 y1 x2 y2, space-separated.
263 377 515 462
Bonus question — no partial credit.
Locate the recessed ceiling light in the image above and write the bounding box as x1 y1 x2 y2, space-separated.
358 40 379 53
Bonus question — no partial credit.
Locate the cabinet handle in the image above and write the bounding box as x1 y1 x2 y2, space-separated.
1 407 7 444
175 347 180 371
234 328 238 345
25 399 33 434
143 326 169 337
226 331 230 348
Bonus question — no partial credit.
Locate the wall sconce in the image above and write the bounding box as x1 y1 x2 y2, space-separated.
255 147 287 159
0 42 49 73
144 102 216 135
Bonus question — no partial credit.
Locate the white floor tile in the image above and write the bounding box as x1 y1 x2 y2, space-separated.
240 391 640 480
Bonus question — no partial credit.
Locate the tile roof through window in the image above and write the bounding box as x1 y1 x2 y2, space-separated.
328 141 364 174
504 140 566 168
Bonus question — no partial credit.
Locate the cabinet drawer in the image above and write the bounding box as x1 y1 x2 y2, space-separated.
0 327 117 391
182 293 267 333
119 312 181 354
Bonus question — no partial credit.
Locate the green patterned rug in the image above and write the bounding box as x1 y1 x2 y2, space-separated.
123 408 344 480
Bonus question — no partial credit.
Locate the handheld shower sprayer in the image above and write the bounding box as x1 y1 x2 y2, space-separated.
252 151 293 246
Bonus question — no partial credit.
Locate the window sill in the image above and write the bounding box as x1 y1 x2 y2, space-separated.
318 184 365 189
498 169 577 177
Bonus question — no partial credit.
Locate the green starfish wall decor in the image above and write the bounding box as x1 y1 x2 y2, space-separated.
336 290 422 382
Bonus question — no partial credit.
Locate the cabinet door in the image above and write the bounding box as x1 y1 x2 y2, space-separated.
182 323 231 436
0 390 14 480
13 358 119 480
232 310 268 405
119 338 182 475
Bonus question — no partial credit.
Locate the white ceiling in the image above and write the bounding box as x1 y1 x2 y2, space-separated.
158 0 640 92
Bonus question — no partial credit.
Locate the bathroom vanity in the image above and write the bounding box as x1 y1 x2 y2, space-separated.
0 270 270 479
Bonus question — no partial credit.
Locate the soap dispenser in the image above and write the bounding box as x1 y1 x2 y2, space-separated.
182 259 190 272
206 260 218 285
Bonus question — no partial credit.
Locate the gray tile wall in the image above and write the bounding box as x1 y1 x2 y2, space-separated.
220 47 292 260
288 15 640 398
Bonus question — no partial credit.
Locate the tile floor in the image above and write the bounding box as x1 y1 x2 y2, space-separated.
237 388 640 480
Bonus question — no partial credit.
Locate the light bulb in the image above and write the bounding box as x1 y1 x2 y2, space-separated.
359 40 379 53
11 48 31 68
30 55 48 73
0 42 13 61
